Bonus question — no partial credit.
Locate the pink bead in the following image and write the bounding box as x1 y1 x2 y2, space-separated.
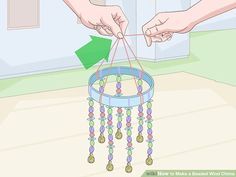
147 115 152 119
127 142 132 147
148 134 153 140
100 112 105 117
107 120 113 126
116 89 122 94
90 132 95 137
117 108 122 114
88 113 94 118
109 141 114 145
138 112 144 117
126 122 131 127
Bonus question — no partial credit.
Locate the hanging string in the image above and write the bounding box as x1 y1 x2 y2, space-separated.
124 33 144 37
99 39 120 104
96 39 118 79
121 38 138 89
123 37 144 76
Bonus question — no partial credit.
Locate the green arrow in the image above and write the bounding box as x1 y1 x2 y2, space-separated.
75 36 112 69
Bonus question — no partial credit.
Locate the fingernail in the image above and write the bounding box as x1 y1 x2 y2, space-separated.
117 32 124 39
145 30 151 36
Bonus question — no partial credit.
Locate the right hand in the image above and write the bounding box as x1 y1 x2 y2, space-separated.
79 4 128 38
142 11 195 46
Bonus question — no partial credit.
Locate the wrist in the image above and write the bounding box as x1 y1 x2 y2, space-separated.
184 8 199 30
64 0 92 17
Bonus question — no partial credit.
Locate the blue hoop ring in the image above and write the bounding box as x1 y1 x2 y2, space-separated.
88 67 154 108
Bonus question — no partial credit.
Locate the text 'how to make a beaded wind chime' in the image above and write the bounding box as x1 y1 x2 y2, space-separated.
87 35 155 173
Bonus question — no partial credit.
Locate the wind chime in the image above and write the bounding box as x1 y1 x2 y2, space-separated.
86 36 155 173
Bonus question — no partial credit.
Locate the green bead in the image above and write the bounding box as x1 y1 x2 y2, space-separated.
108 128 113 134
101 120 105 126
89 100 94 106
88 154 95 163
148 142 153 148
126 109 131 116
89 121 94 127
139 119 143 125
108 108 113 114
90 140 95 146
138 79 143 86
98 134 105 144
146 157 153 166
109 148 113 154
99 80 104 86
147 102 152 108
147 122 152 128
106 162 114 171
127 129 132 136
116 75 121 82
118 116 122 122
125 164 133 173
127 150 132 156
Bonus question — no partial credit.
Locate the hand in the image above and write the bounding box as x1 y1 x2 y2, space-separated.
142 11 195 46
79 3 128 38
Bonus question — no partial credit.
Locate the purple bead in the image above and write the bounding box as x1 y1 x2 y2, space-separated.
147 148 153 155
108 154 113 161
108 135 113 141
138 105 143 112
127 136 132 143
99 86 104 93
116 82 121 89
100 126 105 133
127 155 132 163
89 107 94 113
138 125 143 132
89 146 95 153
100 106 105 112
147 128 152 134
147 108 152 115
126 116 131 122
89 126 94 132
108 114 113 121
117 122 122 129
137 85 143 92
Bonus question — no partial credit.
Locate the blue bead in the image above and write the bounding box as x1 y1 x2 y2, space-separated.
89 146 95 153
117 122 122 129
127 155 132 163
100 126 105 133
147 148 153 155
108 154 113 161
138 125 143 132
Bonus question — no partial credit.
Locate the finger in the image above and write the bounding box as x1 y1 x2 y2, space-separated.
101 17 123 39
151 36 162 42
102 26 113 35
142 19 161 47
115 10 129 34
96 26 112 36
148 24 170 36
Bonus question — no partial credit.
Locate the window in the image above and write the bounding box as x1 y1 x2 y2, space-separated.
8 0 40 30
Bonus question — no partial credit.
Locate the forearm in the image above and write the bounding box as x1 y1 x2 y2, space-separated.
63 0 91 17
187 0 236 26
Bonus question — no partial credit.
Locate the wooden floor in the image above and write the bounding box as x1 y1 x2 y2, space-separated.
0 72 236 177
